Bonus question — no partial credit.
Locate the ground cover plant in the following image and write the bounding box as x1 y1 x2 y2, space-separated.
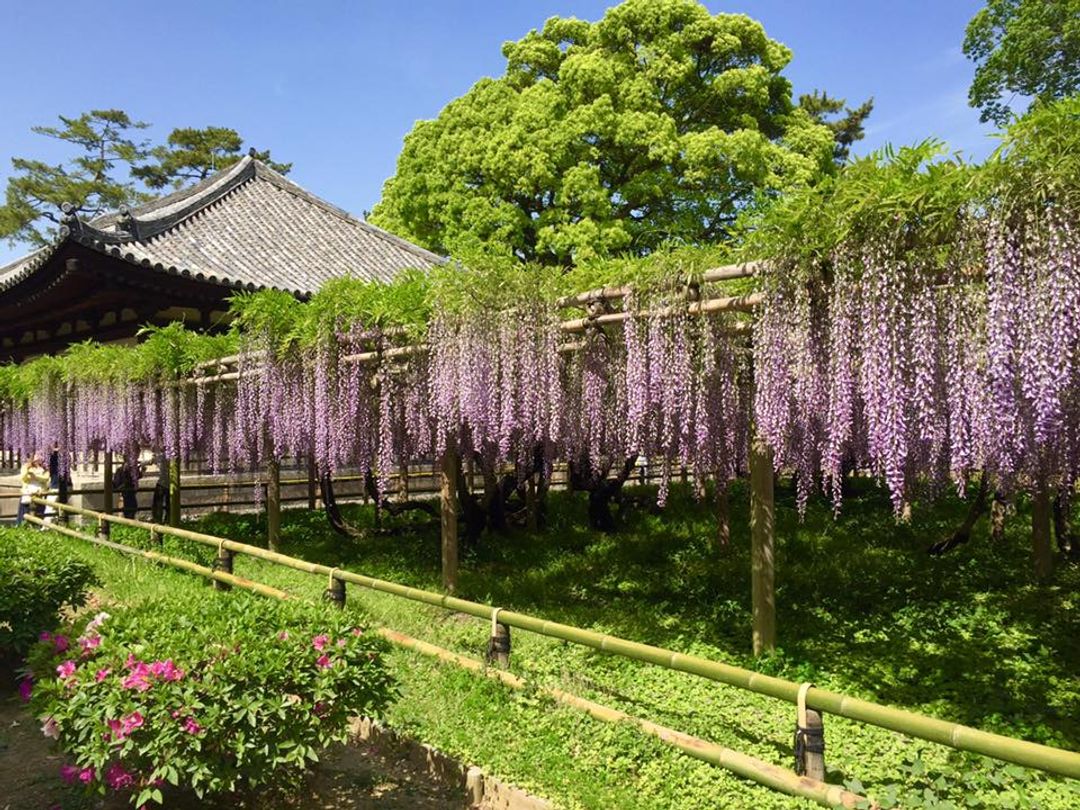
44 477 1074 810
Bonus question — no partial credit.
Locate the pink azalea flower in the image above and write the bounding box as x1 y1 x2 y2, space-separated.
316 654 332 669
59 764 79 784
149 659 183 681
351 627 364 637
105 762 135 790
18 678 32 702
53 635 69 653
124 654 138 669
121 712 143 736
95 668 112 682
56 660 76 679
79 634 102 654
39 631 53 642
312 634 330 651
336 638 347 648
277 630 289 641
181 716 203 735
121 662 153 691
41 716 60 739
78 766 95 785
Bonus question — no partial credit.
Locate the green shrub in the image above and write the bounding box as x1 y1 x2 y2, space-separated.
26 592 396 806
0 528 99 661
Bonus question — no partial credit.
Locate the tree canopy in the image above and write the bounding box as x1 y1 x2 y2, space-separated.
964 0 1080 125
1 113 289 248
371 0 839 266
0 110 152 247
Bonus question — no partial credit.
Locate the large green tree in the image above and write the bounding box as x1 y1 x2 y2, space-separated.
0 110 151 246
133 126 292 190
371 0 837 265
964 0 1080 125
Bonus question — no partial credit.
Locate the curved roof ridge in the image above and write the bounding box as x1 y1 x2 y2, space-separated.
252 162 446 265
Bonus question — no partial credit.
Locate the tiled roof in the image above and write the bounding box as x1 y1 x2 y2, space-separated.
0 157 443 297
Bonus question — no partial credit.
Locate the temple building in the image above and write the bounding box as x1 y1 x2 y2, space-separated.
0 156 443 362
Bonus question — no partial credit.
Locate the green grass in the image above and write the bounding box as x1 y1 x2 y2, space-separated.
8 477 1080 809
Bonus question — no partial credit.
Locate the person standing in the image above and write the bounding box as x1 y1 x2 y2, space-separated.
16 452 49 526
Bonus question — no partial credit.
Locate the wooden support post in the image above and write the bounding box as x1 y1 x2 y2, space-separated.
307 455 317 510
149 528 161 547
486 611 512 668
102 451 114 516
325 571 346 608
267 459 281 553
1032 481 1054 583
750 434 776 655
214 543 233 591
715 477 730 549
96 515 109 540
795 683 826 781
441 447 460 593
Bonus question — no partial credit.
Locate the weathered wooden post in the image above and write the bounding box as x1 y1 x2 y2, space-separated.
486 608 512 668
526 473 538 533
794 682 826 781
750 433 776 655
213 540 233 592
96 515 110 540
325 569 346 608
102 451 114 517
267 458 281 552
1032 480 1054 582
441 446 459 593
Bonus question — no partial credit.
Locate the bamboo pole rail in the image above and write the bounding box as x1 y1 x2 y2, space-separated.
28 512 865 809
555 261 760 308
32 497 1080 781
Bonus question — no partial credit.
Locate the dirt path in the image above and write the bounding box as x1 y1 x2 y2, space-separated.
0 693 466 809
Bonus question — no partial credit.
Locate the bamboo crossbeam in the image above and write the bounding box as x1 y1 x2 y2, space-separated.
33 497 1080 781
556 262 760 308
560 292 764 333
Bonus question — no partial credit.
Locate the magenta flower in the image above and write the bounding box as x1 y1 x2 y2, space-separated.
316 654 332 669
41 716 60 739
18 678 32 702
351 628 364 637
56 660 76 679
105 762 135 790
124 654 138 669
59 764 79 784
53 635 69 653
122 712 144 735
39 631 53 642
95 668 112 683
311 634 330 651
79 634 102 654
121 662 153 691
150 659 183 682
181 716 203 735
78 766 95 785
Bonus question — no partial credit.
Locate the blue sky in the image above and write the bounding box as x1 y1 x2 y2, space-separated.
0 0 991 265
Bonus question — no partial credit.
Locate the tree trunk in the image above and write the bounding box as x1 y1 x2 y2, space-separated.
750 436 775 656
1032 482 1054 583
441 448 460 593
